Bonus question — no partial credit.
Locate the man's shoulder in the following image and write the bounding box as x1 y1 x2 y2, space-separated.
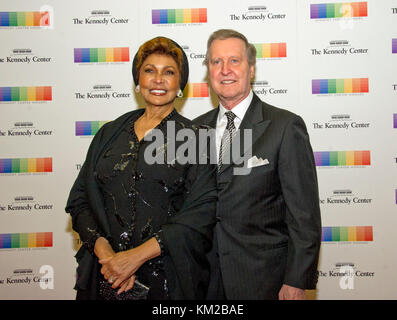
192 108 218 127
173 111 194 127
257 96 302 123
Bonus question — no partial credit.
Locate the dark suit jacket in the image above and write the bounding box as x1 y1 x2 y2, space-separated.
194 93 321 299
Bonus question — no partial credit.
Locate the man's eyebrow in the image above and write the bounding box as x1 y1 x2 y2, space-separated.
210 56 240 60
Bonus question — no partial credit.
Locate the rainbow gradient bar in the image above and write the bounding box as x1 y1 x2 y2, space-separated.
394 114 397 129
74 47 129 63
75 121 108 136
0 232 53 249
254 43 287 58
393 39 397 54
0 86 52 102
183 83 209 98
0 158 52 173
314 151 370 166
322 226 373 242
152 8 207 24
310 2 367 19
312 78 368 94
0 11 50 27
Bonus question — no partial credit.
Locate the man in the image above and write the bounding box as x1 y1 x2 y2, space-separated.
194 29 321 300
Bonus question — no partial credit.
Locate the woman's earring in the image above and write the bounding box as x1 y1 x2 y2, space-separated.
177 89 183 98
135 85 140 93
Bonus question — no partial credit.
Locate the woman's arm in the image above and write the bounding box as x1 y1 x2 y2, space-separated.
66 160 105 254
65 123 110 255
94 237 115 260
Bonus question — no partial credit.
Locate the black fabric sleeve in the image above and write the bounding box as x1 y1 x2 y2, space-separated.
160 153 218 299
278 115 322 289
65 126 107 254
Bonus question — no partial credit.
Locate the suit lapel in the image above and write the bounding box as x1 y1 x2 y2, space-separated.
239 93 271 157
201 108 219 129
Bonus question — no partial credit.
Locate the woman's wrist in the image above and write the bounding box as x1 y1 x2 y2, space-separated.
94 237 115 260
153 230 166 255
130 237 161 265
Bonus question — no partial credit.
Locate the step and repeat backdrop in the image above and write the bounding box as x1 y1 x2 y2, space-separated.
0 0 396 300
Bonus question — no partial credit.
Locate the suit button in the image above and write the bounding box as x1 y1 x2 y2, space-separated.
216 216 221 222
217 182 227 190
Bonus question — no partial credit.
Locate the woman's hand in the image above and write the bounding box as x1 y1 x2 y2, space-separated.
99 249 142 289
116 274 136 295
94 237 115 260
99 237 161 290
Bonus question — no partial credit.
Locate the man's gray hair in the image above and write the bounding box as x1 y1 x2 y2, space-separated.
203 29 257 67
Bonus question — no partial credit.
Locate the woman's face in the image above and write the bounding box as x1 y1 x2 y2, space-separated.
138 53 181 109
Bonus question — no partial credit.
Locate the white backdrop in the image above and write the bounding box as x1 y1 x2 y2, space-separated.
0 0 396 300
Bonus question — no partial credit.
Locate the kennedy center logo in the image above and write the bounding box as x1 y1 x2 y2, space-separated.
310 2 367 19
320 189 372 206
251 81 288 96
312 114 370 130
0 86 52 103
152 8 207 25
0 158 52 174
74 47 129 63
182 83 209 98
0 196 53 214
0 121 54 137
228 5 287 22
74 84 132 101
0 232 52 249
0 11 51 28
314 151 370 167
72 10 130 25
310 40 368 56
0 49 53 64
322 226 373 242
312 78 368 95
254 43 286 59
75 121 108 136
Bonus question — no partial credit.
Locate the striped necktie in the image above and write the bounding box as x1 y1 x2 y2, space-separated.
218 111 237 171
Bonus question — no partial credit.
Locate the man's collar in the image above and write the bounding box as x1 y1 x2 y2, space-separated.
218 90 253 120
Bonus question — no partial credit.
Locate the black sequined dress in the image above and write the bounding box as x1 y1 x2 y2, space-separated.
66 108 217 300
95 109 181 299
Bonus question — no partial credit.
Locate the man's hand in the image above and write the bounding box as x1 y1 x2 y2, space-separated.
278 284 306 300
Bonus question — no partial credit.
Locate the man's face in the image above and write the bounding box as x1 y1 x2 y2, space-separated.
208 38 255 109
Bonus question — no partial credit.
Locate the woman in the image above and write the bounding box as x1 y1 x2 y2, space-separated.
65 37 217 300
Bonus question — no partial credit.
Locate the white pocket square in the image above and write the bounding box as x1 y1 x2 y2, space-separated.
247 156 269 168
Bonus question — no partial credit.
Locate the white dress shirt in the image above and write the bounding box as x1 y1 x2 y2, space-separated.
216 90 254 162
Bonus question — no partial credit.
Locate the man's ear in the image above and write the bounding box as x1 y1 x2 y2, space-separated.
250 65 255 79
